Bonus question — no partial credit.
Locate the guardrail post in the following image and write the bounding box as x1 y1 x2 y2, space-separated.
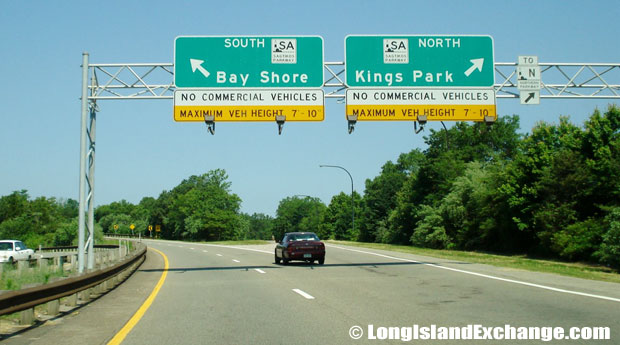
65 293 78 307
17 260 28 273
39 258 49 271
47 299 60 316
19 308 34 325
71 254 77 272
79 289 91 303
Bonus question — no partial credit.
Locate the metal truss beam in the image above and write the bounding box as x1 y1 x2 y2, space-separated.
495 63 620 99
88 61 620 101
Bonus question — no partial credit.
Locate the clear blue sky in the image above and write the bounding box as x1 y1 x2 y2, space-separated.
1 0 618 216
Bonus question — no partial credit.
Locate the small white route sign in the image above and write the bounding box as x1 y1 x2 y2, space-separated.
518 55 541 105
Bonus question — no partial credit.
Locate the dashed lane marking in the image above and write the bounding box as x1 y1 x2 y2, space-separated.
292 289 315 300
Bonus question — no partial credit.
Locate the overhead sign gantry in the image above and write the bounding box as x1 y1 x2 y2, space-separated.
78 39 620 272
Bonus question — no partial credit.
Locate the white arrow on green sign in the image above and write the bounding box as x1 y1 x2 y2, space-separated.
174 36 324 88
345 35 494 88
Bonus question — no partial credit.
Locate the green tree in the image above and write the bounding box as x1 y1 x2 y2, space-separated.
162 169 241 241
411 205 451 249
579 106 620 216
0 194 67 248
355 150 425 243
319 192 362 240
596 207 620 268
497 112 615 259
57 198 79 219
94 200 135 222
0 190 30 224
359 153 422 243
245 213 275 240
274 196 326 241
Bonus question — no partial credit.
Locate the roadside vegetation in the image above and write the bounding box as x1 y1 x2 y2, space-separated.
0 263 68 290
1 105 618 275
327 240 620 284
0 193 104 249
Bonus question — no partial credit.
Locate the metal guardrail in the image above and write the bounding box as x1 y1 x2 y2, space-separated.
104 233 142 238
37 245 119 252
0 242 146 316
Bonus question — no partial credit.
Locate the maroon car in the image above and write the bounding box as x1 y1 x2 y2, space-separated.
274 232 325 265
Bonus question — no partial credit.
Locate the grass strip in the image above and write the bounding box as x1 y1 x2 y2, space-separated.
0 264 68 291
326 240 620 284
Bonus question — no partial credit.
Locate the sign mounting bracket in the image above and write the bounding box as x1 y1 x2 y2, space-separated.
276 115 286 135
347 114 357 134
204 114 215 135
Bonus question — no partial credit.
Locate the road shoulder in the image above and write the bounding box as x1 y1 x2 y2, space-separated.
0 247 164 345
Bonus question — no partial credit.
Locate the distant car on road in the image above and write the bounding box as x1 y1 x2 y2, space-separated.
0 240 35 263
275 232 325 265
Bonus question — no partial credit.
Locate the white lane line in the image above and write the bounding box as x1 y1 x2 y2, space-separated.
327 244 620 303
255 269 266 274
199 243 272 254
202 250 208 253
143 240 272 254
216 254 223 257
190 248 195 250
232 259 240 263
292 289 315 300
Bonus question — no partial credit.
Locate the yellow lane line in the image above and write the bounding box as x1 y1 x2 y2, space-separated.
107 247 169 345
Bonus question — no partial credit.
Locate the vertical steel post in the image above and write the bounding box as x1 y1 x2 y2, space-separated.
77 53 89 274
86 83 96 270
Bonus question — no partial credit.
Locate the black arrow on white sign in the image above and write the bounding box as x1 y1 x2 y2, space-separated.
525 92 535 103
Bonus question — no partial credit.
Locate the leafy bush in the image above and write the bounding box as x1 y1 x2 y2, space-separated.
596 208 620 268
411 205 452 249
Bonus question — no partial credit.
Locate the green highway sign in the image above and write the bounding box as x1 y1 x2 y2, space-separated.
345 35 494 88
174 36 324 88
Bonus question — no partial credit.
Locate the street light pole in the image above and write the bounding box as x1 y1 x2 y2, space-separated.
319 165 355 235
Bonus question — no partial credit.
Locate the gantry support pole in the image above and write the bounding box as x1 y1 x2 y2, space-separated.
78 53 89 273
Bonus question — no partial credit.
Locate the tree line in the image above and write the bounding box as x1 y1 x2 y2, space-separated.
316 106 619 268
0 106 617 268
0 191 99 247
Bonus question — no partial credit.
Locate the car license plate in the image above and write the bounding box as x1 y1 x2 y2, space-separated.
303 254 312 258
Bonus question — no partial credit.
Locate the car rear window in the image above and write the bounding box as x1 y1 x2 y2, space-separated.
289 234 320 241
0 243 12 250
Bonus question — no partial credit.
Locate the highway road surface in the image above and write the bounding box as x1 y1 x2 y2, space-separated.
4 240 619 344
